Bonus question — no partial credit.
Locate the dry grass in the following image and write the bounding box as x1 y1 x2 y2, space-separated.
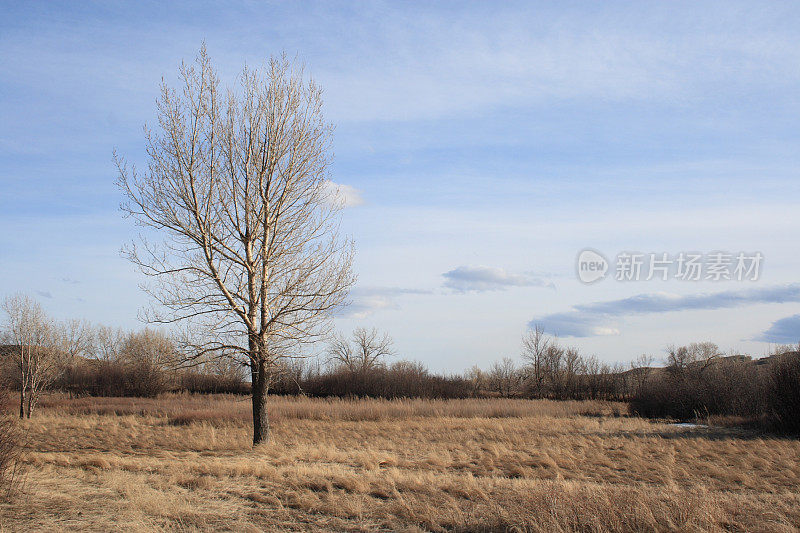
36 393 626 424
0 394 798 532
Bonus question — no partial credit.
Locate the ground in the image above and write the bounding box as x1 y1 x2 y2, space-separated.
1 394 799 532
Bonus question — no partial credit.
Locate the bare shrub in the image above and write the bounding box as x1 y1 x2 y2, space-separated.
767 352 800 434
0 391 24 501
0 417 23 501
632 343 770 423
487 357 521 397
117 329 177 397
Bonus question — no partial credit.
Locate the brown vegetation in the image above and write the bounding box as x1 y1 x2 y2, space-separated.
0 417 22 503
1 394 798 531
631 346 800 434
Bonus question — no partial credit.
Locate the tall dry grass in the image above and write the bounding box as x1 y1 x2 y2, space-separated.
38 392 626 425
1 395 798 531
0 417 23 503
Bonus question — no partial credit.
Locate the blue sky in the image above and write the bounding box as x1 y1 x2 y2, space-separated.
1 1 799 370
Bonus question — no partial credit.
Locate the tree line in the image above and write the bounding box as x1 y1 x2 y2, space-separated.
3 293 799 433
630 341 800 433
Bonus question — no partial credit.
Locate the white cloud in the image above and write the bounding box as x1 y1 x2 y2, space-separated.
592 327 621 336
442 265 554 293
323 180 364 208
336 287 431 319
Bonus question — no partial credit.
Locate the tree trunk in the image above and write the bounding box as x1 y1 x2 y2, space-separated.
19 387 25 419
251 358 270 445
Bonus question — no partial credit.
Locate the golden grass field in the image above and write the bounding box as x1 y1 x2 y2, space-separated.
1 394 799 532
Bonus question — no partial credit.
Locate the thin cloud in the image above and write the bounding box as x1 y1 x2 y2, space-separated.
336 287 431 319
323 180 364 208
531 284 800 338
320 6 800 122
443 266 554 293
35 290 53 299
755 314 800 344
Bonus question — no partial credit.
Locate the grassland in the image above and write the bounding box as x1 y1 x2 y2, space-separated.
1 394 799 532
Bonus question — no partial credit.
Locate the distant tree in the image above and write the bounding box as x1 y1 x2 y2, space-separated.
58 319 93 360
465 365 486 397
561 346 582 399
488 357 519 398
117 47 355 444
542 342 565 397
629 353 654 395
118 329 177 397
582 355 602 399
667 342 719 373
521 325 550 397
1 294 63 418
93 325 125 362
328 327 394 374
769 343 799 356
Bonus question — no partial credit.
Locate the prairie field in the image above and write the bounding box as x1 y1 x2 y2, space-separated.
1 394 799 532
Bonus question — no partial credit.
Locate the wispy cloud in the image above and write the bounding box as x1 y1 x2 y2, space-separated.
755 314 800 344
36 290 53 299
323 180 364 208
443 266 554 293
318 4 800 122
531 284 800 338
337 286 431 319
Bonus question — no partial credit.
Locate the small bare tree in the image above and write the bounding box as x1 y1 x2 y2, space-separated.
465 365 486 397
117 47 355 444
1 294 63 418
629 353 654 395
93 325 125 362
58 319 93 360
118 329 177 396
667 341 720 374
521 325 550 397
488 357 520 398
328 327 394 373
561 346 582 399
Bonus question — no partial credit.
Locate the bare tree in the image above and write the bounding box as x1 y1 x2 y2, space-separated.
93 325 125 362
465 365 486 397
488 357 520 398
629 353 654 395
328 327 394 373
56 319 95 394
667 342 720 373
118 329 178 396
204 356 246 386
521 325 550 397
1 294 63 418
562 346 582 399
542 341 565 397
117 48 355 444
58 319 93 360
688 342 720 367
583 355 602 399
